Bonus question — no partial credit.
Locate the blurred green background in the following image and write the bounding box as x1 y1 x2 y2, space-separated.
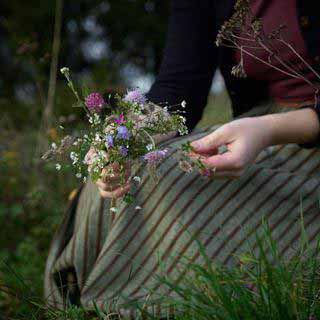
0 1 231 318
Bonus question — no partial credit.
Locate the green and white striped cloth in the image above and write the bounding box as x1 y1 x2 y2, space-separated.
44 104 320 317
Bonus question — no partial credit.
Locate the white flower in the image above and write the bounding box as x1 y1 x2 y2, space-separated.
70 151 79 165
181 100 187 108
135 206 142 211
51 142 57 150
55 163 61 171
83 177 87 183
76 173 82 179
95 133 102 142
110 207 118 213
133 176 141 183
146 144 154 151
60 67 70 75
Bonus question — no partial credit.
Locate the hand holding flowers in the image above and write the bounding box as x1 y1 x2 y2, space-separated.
43 67 188 207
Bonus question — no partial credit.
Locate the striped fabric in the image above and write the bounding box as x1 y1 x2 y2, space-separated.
44 104 320 317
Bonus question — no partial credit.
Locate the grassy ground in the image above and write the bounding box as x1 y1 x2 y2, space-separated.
2 91 320 319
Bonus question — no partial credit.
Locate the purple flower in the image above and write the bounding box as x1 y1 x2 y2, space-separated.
123 89 147 105
114 114 126 125
117 126 131 140
143 149 168 165
105 134 114 148
85 93 105 112
119 145 128 157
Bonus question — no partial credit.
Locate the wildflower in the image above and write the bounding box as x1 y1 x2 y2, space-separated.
114 114 126 125
231 63 247 78
76 173 82 179
60 67 70 76
135 206 142 211
110 207 118 213
85 92 105 113
55 163 62 171
143 149 168 165
133 176 141 183
123 89 147 105
146 144 154 151
117 126 131 140
181 100 187 108
179 160 193 173
51 142 57 150
89 113 101 125
119 145 128 157
105 135 114 148
70 151 79 165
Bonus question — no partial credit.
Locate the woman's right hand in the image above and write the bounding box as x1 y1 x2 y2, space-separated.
89 129 176 199
85 148 131 199
96 163 131 199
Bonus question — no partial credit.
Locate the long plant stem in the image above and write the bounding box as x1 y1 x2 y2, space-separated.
39 0 64 142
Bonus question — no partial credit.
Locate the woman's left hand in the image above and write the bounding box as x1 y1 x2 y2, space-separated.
190 117 272 178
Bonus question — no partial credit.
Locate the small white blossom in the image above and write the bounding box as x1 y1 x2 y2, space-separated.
55 163 61 171
146 144 154 151
110 207 118 213
135 206 142 211
76 173 82 179
95 133 102 142
83 177 87 183
89 113 101 125
60 67 70 75
181 100 187 108
133 176 141 183
70 151 79 165
51 142 57 150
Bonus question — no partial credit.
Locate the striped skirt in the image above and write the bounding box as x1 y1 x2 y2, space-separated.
44 105 320 317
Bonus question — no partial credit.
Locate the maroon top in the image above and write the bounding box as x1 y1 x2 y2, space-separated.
234 0 317 106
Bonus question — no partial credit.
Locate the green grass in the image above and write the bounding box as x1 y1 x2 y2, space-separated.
129 223 320 320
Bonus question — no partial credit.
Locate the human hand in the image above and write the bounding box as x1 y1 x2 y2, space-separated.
85 148 131 199
190 117 272 178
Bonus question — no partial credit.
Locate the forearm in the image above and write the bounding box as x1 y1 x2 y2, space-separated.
261 108 320 146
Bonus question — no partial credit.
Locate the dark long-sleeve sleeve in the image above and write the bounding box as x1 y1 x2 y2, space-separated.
147 0 219 131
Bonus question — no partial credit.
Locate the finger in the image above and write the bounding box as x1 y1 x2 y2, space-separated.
191 129 225 154
201 152 245 171
96 180 120 192
99 183 131 199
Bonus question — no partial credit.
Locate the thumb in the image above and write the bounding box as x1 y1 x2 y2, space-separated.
191 129 225 154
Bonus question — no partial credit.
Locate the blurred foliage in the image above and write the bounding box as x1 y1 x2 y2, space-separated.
0 0 169 128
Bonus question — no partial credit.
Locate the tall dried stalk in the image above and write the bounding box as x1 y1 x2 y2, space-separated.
38 0 64 153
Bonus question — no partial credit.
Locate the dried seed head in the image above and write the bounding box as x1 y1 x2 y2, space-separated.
231 63 247 78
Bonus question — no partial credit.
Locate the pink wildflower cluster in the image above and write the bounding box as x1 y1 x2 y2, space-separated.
143 149 168 165
85 92 105 112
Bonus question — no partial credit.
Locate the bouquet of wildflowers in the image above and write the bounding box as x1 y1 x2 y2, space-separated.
42 67 188 206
